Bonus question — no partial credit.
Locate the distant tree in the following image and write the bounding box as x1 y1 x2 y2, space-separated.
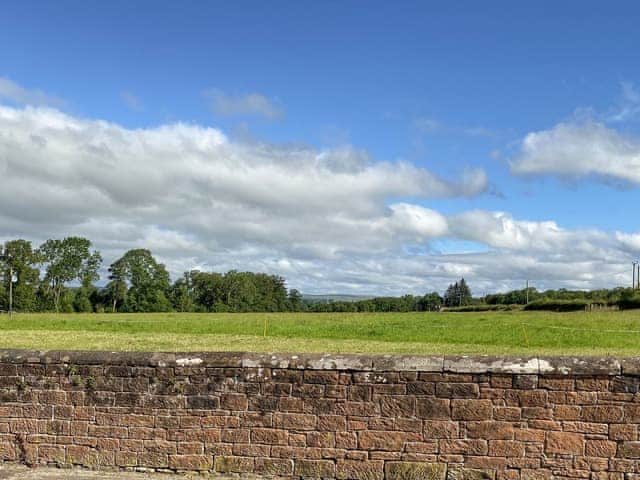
287 289 304 311
38 237 102 312
221 271 253 311
73 288 94 313
169 271 197 312
108 249 171 312
0 239 41 312
105 260 128 313
191 271 225 312
443 283 457 307
444 278 472 307
418 292 443 311
253 273 287 312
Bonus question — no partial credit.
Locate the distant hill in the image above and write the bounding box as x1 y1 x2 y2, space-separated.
302 294 375 303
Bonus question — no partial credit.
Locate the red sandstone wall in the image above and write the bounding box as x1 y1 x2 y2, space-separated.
0 350 636 479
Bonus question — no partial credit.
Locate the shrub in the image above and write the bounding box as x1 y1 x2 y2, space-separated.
617 295 640 310
523 300 589 312
444 304 521 312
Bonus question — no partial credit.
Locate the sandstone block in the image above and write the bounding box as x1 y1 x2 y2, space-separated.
545 431 583 455
386 461 446 480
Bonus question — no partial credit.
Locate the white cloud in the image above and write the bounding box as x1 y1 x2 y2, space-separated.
205 88 284 120
0 104 638 295
449 210 610 255
615 232 640 253
387 204 449 239
608 81 640 123
0 104 489 289
0 77 65 107
510 120 640 185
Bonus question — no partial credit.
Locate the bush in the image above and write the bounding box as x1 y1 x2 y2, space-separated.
617 295 640 310
523 300 589 312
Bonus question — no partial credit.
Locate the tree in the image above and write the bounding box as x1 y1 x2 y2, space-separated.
458 278 472 306
108 249 171 312
191 271 225 312
253 273 287 311
169 271 197 312
287 289 304 311
444 278 472 307
38 237 102 312
418 292 443 311
0 239 41 312
105 260 128 313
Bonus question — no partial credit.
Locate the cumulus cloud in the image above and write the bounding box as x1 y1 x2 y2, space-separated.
0 77 65 107
205 88 284 120
0 104 487 286
449 211 609 255
510 120 640 185
0 103 638 295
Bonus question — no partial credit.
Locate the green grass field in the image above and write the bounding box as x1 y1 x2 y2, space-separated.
1 310 639 356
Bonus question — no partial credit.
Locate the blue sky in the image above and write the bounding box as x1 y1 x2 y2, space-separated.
1 1 640 294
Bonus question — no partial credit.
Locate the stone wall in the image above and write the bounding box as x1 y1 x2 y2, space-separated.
0 350 639 479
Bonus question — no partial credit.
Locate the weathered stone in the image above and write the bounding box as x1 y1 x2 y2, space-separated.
466 421 514 440
416 398 450 419
610 424 637 441
436 382 479 398
585 440 617 458
336 459 384 480
213 455 254 473
622 442 640 459
581 405 624 422
254 457 294 476
545 431 584 455
373 355 443 372
186 395 219 410
168 454 212 471
380 396 416 417
444 356 539 374
0 349 636 479
440 439 488 455
539 356 621 376
451 399 492 420
358 431 414 451
447 468 495 480
385 462 446 480
294 459 335 478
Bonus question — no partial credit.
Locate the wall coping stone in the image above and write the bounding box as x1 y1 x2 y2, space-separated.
0 349 634 375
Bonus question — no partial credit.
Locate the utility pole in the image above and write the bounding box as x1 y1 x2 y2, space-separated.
526 280 529 304
634 262 637 290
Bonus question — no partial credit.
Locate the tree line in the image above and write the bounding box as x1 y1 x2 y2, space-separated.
2 236 639 313
0 237 296 313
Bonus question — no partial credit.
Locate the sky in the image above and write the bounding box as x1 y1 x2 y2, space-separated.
1 1 640 295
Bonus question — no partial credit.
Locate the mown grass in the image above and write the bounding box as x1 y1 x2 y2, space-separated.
1 310 640 355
